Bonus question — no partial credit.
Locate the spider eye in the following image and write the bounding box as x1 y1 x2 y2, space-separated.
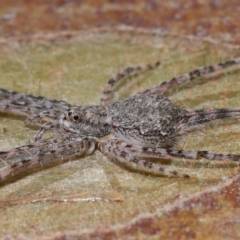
68 111 72 116
73 115 79 120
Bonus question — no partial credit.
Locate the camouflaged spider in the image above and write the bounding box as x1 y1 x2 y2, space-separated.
0 57 240 180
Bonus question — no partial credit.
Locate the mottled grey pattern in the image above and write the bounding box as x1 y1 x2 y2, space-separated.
108 94 186 148
0 57 240 181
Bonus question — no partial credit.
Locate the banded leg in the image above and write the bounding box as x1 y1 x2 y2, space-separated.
142 57 240 95
0 134 81 162
100 61 160 106
131 146 240 162
0 137 96 181
0 88 71 117
178 108 240 134
99 139 189 178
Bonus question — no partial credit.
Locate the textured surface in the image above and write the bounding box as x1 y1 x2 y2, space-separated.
0 1 239 239
0 0 240 46
108 94 185 148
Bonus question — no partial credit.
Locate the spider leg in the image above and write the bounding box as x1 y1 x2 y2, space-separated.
133 146 240 162
178 108 240 134
99 139 189 178
0 88 71 117
0 137 96 181
142 57 240 95
0 134 80 162
100 61 160 106
25 108 63 125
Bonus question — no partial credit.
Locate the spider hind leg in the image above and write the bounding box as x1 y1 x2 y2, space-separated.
143 57 240 95
99 139 190 178
178 108 240 134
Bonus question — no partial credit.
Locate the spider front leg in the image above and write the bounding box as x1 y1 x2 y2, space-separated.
100 61 160 106
99 139 189 178
0 137 96 181
26 109 63 125
0 88 70 117
142 57 240 95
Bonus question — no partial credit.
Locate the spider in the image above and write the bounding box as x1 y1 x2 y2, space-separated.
0 57 240 181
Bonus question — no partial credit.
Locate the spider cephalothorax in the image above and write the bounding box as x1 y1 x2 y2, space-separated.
60 106 110 137
0 57 240 180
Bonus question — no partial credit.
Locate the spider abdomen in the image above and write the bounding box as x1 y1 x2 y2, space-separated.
108 94 186 148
